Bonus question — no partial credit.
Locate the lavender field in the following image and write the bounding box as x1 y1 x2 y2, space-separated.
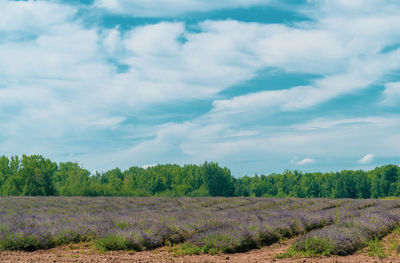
0 197 399 256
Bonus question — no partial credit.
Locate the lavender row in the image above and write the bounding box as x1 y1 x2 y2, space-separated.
292 200 400 255
0 197 386 252
184 199 377 253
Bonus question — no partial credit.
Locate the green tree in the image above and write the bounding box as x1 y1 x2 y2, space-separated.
201 162 234 196
19 155 57 196
55 162 91 196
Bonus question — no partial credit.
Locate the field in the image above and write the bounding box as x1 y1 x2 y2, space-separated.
0 197 399 262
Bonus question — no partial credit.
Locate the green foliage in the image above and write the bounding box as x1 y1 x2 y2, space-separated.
388 227 400 254
187 184 209 196
0 155 399 198
0 232 54 251
171 243 202 256
201 162 234 197
114 221 131 230
292 237 336 256
55 162 92 196
364 226 400 257
366 238 387 258
94 234 143 251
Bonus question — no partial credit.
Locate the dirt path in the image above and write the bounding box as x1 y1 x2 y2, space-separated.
0 237 399 263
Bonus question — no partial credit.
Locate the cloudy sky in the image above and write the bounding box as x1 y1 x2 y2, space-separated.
1 0 400 175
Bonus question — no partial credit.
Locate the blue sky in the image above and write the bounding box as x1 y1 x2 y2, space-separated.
1 0 400 176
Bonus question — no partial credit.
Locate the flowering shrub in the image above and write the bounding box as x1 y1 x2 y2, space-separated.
292 202 400 255
0 197 398 254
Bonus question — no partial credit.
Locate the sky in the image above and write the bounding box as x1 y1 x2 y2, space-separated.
1 0 400 176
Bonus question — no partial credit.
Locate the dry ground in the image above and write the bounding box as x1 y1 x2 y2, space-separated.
0 233 399 263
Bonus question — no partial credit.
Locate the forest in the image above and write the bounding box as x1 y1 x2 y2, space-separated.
0 155 399 198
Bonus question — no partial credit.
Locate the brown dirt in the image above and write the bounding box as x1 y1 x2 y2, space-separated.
0 235 399 263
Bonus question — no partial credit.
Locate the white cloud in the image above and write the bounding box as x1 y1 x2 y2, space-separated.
83 114 400 173
0 1 76 33
95 0 270 17
123 22 185 56
210 48 400 118
1 0 400 174
292 117 395 131
358 154 375 164
4 3 400 129
102 26 122 56
305 0 400 16
382 82 400 106
0 1 122 146
296 158 316 165
141 164 157 169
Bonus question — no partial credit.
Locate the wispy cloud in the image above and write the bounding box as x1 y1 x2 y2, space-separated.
296 158 316 165
94 0 271 17
1 0 400 174
358 154 375 164
382 82 400 106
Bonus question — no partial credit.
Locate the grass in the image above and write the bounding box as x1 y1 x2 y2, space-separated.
170 243 203 256
94 234 144 252
386 227 400 255
380 197 400 200
365 226 400 258
114 221 131 230
276 237 334 259
0 232 53 251
365 238 387 258
294 236 336 256
279 226 400 259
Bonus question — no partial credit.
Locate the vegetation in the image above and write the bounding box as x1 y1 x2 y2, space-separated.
0 155 399 198
290 207 400 256
0 197 400 257
1 197 399 254
364 226 400 258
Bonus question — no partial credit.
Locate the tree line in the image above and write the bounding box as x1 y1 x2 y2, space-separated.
0 155 399 198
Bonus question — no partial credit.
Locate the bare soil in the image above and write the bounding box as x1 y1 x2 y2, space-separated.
1 235 399 263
